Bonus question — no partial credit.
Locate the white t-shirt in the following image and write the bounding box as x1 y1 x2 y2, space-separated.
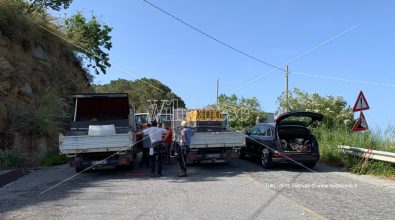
143 127 167 143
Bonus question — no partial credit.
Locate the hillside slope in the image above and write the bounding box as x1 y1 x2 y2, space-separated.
0 3 92 164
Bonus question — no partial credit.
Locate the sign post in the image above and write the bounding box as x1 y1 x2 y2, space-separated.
352 91 369 132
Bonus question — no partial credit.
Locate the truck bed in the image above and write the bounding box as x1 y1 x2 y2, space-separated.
190 132 245 148
59 134 133 154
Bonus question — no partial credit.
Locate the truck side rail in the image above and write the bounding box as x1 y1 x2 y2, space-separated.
59 133 134 154
189 132 245 148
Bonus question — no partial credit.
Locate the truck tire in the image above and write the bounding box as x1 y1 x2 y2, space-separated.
239 150 246 159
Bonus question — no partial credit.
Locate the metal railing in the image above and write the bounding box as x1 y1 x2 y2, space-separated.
338 145 395 164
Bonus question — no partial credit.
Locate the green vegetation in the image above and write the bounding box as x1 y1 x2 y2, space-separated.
1 0 112 75
65 11 113 75
277 88 355 130
93 78 186 112
25 0 73 13
0 0 112 164
31 90 69 138
277 88 395 176
40 153 69 166
209 94 266 131
0 150 24 169
315 127 395 176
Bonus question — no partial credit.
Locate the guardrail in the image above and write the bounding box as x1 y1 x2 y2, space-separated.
338 145 395 164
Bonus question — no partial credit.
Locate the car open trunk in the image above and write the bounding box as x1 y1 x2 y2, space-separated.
277 126 316 152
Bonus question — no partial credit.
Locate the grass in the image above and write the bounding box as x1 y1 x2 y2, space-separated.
314 127 395 176
0 150 24 169
40 154 69 166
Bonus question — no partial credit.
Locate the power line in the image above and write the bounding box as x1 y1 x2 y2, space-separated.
142 0 284 71
293 71 395 88
38 25 165 92
231 25 358 93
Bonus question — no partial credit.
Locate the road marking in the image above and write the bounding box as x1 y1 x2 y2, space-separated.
246 175 328 220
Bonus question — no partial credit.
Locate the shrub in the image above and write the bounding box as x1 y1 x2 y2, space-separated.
314 127 395 176
40 153 69 166
0 150 24 169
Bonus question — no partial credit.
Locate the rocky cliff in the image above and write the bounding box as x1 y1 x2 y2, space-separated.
0 29 91 164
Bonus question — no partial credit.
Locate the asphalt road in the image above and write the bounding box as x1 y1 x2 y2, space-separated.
1 156 394 220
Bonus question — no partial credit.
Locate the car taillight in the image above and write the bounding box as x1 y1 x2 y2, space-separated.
273 153 293 157
272 153 281 157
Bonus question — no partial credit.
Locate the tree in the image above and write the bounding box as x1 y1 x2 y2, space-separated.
277 88 354 129
25 0 73 13
64 11 112 75
208 94 266 131
17 1 113 75
93 78 186 112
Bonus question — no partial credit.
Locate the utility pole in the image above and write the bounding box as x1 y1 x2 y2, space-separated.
285 65 289 112
216 79 219 106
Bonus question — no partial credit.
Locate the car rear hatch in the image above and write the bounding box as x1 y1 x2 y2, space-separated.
276 111 323 127
275 111 323 154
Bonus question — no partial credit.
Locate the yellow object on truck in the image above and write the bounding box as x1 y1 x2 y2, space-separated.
186 109 223 122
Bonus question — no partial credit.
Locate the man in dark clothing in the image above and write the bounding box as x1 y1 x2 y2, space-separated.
163 123 173 164
141 121 167 177
138 123 150 168
178 120 192 177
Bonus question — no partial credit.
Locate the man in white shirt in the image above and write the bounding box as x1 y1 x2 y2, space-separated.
141 121 167 177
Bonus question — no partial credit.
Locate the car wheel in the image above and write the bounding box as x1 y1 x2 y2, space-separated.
261 148 272 168
303 162 317 169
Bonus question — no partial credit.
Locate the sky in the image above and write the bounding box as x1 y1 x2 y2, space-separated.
53 0 395 133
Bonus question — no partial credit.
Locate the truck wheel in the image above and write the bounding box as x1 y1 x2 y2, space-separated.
261 148 273 168
75 167 84 173
239 150 246 159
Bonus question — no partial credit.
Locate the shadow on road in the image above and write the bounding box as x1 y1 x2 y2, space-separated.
240 154 347 173
0 153 344 215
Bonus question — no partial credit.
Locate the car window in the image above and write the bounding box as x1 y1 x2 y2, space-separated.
257 126 267 136
266 128 273 137
249 126 259 135
256 125 273 137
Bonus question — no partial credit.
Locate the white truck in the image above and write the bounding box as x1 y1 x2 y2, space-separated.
59 93 136 172
172 108 245 164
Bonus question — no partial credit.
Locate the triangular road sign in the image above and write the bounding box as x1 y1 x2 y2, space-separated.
353 91 369 112
352 111 369 131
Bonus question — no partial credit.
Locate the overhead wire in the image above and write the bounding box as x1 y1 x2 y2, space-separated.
142 1 395 90
292 71 395 88
142 0 285 72
38 25 166 93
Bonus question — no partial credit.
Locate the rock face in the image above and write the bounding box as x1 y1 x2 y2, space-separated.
32 44 50 62
0 31 91 164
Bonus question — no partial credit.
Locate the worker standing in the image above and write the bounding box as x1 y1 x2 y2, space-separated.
163 123 173 164
178 120 192 177
139 121 167 177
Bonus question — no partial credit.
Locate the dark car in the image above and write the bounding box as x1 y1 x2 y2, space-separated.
241 111 323 168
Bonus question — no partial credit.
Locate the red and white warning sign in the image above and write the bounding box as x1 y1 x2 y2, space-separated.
353 91 369 112
352 111 369 131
